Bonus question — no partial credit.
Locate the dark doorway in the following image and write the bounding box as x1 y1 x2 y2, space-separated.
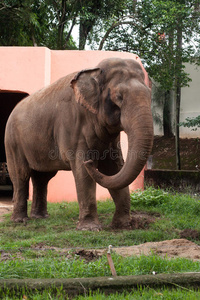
0 91 29 199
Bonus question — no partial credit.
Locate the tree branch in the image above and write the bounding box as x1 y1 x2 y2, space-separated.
0 4 6 11
98 20 136 50
98 15 151 50
63 16 77 49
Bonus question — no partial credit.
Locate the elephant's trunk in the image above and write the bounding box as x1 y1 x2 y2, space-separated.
84 88 154 190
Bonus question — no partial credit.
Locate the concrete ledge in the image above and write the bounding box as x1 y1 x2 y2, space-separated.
145 169 200 193
1 273 200 295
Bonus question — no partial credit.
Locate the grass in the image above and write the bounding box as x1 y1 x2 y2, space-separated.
1 252 200 279
2 287 200 300
1 187 200 299
131 187 200 232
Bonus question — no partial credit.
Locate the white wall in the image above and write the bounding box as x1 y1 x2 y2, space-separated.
152 63 200 138
180 63 200 138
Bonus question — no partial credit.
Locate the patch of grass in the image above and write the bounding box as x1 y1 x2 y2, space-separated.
76 289 200 300
130 187 171 208
1 252 200 279
2 287 200 300
131 187 200 237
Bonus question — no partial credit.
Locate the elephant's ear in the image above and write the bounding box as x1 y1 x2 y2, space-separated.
70 68 102 114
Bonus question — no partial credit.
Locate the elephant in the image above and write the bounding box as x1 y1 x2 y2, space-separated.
4 57 154 230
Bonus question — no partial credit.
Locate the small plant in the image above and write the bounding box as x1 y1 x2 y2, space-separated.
180 115 200 131
130 187 170 207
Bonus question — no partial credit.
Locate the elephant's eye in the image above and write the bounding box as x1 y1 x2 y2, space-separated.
116 93 123 102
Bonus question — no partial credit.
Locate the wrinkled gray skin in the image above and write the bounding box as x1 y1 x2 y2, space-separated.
5 58 153 230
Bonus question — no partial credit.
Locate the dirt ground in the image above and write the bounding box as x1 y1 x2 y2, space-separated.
1 202 200 262
152 136 200 170
86 239 200 261
0 200 13 222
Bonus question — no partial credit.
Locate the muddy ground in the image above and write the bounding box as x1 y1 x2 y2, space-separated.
0 200 13 222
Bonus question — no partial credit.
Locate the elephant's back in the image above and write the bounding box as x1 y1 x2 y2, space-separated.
6 72 75 126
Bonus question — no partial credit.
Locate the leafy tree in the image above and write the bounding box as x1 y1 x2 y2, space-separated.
91 0 200 169
45 0 78 50
78 0 128 50
0 0 50 46
0 1 128 50
0 0 77 49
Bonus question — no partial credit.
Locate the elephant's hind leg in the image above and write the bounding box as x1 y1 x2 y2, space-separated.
7 156 30 222
11 178 30 222
30 170 57 219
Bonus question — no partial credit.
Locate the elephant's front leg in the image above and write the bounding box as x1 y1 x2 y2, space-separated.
109 187 131 229
98 151 131 229
72 161 101 231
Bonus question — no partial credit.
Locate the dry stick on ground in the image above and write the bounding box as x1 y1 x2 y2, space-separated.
107 245 117 277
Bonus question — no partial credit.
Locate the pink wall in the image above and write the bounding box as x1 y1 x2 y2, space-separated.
0 47 149 202
0 47 51 94
51 50 141 82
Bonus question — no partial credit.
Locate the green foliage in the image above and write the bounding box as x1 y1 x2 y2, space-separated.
180 115 200 131
0 0 50 46
131 187 170 207
0 0 128 49
131 188 200 231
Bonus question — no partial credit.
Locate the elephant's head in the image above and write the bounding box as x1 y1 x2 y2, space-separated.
71 58 154 190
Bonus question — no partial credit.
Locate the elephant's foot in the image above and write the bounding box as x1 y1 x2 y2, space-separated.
30 212 49 219
111 214 131 229
11 213 29 223
76 220 102 231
